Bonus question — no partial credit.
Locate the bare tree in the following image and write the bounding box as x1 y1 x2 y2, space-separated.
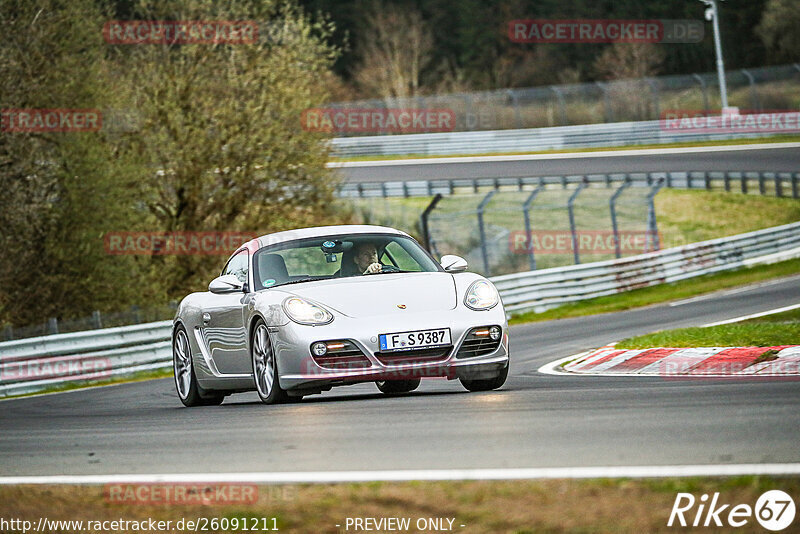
593 42 665 81
352 4 434 99
593 43 665 121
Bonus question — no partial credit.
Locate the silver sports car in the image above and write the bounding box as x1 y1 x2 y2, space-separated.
172 225 509 406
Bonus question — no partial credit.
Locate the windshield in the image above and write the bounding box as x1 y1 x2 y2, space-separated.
252 233 442 289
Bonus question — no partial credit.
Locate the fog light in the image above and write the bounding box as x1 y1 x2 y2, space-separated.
489 326 501 341
311 342 327 356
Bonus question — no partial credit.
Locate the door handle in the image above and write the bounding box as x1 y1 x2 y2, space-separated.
202 313 211 325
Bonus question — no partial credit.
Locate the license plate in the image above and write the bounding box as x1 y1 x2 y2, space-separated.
379 328 451 352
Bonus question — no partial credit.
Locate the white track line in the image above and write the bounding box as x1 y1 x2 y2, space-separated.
329 142 800 168
3 464 800 485
537 351 592 376
669 277 799 307
703 302 800 327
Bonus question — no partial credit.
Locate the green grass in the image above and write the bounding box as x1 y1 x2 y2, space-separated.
5 476 800 534
0 367 172 400
655 190 800 248
509 258 800 325
331 135 800 162
616 302 800 349
615 322 800 349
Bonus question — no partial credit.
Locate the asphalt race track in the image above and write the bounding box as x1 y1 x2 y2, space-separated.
338 144 800 182
1 275 799 477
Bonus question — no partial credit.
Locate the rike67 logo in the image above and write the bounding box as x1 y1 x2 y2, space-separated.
668 490 796 531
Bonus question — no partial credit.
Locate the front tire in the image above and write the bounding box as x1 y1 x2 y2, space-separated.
460 364 508 392
173 326 224 407
375 378 421 395
251 320 289 404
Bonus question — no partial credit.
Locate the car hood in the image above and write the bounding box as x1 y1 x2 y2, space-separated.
282 272 457 318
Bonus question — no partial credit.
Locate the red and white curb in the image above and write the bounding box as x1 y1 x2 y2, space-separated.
539 345 800 378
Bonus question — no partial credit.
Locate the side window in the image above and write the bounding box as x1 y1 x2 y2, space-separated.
383 241 421 271
223 250 249 283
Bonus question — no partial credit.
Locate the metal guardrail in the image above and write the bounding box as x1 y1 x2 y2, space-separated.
1 222 798 397
0 321 172 397
493 221 800 314
330 116 799 158
338 171 800 199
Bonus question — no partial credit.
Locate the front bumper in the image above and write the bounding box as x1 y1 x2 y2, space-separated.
273 306 509 392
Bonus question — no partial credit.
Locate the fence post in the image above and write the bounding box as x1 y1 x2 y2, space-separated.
507 89 523 128
550 86 568 125
477 190 497 276
92 310 102 329
463 94 473 130
567 181 587 265
596 82 613 123
646 179 665 252
724 171 730 192
522 182 545 270
47 318 59 335
758 172 766 195
647 78 660 119
740 69 760 110
692 73 710 113
420 193 443 253
741 173 748 194
774 173 783 197
609 178 632 259
794 173 799 199
704 171 711 191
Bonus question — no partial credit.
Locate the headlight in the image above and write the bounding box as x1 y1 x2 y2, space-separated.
464 280 499 310
283 297 333 325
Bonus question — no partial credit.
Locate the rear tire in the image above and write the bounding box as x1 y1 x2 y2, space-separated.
460 364 508 392
375 378 421 395
173 326 224 407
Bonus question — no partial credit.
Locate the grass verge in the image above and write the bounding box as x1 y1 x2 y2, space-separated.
509 258 800 325
616 305 800 350
1 477 797 533
331 135 800 162
0 367 172 401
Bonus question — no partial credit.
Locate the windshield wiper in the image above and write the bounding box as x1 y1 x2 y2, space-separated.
273 276 330 287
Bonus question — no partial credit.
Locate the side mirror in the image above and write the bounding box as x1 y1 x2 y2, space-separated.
208 274 244 294
441 255 468 273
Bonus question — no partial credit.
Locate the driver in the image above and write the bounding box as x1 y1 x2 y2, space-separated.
353 242 383 274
